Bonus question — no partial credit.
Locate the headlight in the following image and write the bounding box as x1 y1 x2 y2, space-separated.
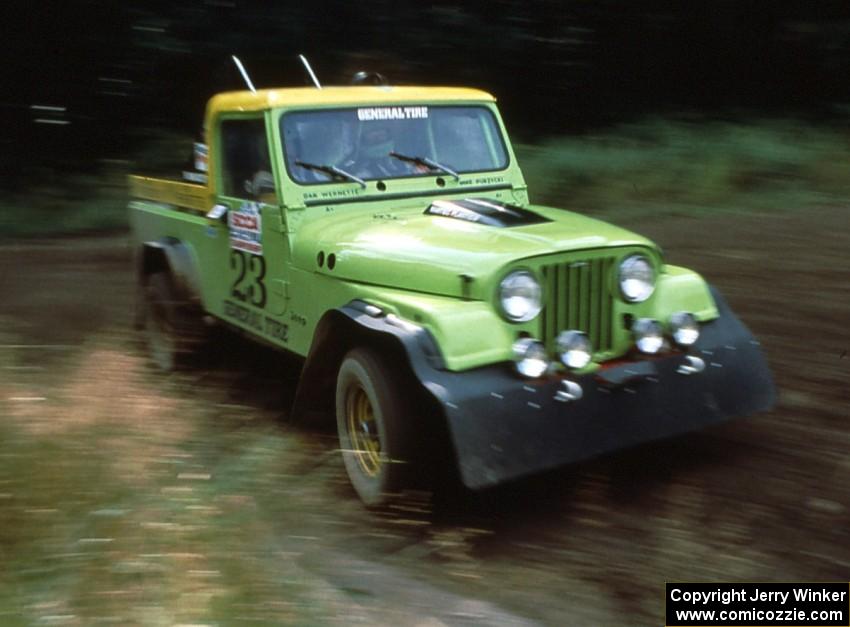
499 270 542 322
556 330 592 369
670 311 699 346
619 255 655 302
512 338 549 378
632 318 664 354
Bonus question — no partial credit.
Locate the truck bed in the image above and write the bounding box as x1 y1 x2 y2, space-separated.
128 175 208 213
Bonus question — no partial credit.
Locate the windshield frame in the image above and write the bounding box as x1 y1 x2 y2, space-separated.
277 103 511 187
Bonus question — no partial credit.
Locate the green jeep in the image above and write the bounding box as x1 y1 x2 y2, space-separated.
129 83 776 506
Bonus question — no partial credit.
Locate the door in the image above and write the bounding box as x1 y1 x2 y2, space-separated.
210 115 291 345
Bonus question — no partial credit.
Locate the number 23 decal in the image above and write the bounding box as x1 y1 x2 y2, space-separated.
230 250 267 308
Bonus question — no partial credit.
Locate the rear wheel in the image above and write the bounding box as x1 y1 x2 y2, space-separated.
142 272 201 371
336 347 412 507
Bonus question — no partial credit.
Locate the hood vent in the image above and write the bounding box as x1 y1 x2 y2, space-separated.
425 198 551 228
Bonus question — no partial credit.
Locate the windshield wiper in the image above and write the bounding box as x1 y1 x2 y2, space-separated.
389 152 460 181
295 160 366 188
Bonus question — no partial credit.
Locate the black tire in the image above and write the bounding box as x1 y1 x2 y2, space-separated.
142 272 201 371
335 347 412 507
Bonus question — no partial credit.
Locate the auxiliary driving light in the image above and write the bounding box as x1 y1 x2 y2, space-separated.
556 330 592 369
632 318 664 354
670 311 700 346
512 338 550 378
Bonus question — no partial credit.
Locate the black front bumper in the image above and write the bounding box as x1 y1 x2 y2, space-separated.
420 289 775 489
342 288 776 490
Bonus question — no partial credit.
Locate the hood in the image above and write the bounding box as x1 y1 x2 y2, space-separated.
292 199 656 297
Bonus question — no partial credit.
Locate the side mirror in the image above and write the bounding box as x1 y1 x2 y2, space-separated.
206 204 228 222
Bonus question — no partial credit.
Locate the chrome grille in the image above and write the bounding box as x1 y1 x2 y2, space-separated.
540 257 615 355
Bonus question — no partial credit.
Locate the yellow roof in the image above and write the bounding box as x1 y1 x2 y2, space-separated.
205 85 496 118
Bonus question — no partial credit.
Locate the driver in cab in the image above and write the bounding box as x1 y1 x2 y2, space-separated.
343 124 410 179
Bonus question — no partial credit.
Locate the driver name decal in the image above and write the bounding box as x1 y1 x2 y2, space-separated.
357 106 428 121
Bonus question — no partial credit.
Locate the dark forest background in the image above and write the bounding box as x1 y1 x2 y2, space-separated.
5 1 850 184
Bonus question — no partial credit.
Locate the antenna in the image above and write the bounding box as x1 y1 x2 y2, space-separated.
299 54 322 89
231 55 257 93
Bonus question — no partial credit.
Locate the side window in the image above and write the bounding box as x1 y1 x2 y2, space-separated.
220 118 277 201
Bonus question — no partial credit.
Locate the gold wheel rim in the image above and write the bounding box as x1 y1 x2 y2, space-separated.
346 385 382 477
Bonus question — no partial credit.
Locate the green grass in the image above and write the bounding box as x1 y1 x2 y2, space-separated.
0 331 340 624
0 397 332 624
0 169 130 238
0 129 190 240
516 117 850 218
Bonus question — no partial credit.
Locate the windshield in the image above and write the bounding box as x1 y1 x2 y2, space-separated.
280 105 508 184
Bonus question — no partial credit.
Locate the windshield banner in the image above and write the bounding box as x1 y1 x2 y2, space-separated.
357 106 428 121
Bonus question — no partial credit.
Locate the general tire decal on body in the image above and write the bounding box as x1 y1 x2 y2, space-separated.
230 250 267 308
223 300 288 343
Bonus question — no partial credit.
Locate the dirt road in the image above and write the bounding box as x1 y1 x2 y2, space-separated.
0 207 847 625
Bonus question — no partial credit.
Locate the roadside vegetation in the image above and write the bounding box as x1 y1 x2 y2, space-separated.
0 131 188 239
2 117 850 239
517 117 850 218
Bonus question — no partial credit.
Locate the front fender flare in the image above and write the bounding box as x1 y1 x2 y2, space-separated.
291 301 444 422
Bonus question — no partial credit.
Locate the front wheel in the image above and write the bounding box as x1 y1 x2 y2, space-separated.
336 348 412 507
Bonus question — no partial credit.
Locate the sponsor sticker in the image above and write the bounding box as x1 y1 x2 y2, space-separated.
228 201 262 255
194 142 209 172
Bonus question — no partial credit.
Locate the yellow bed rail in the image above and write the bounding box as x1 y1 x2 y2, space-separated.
128 175 209 212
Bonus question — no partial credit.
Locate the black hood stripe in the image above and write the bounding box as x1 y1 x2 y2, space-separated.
425 198 551 228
